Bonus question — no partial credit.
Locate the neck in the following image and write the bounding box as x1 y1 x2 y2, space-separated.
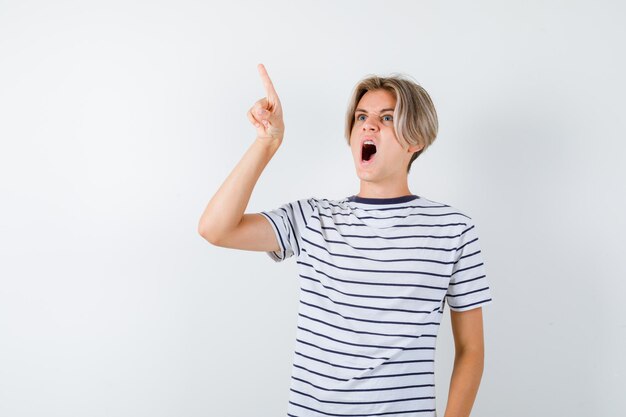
357 179 412 199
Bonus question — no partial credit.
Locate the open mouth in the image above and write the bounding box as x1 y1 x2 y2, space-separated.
361 142 377 162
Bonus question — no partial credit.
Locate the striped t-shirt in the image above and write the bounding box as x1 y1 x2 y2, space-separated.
260 194 493 417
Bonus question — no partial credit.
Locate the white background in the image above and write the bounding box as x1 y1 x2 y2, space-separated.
1 1 625 416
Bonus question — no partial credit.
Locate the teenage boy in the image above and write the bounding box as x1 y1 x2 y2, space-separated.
198 63 493 417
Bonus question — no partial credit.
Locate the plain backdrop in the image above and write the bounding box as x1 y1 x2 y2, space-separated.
1 1 625 416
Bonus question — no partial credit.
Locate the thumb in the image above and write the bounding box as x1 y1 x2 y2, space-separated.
257 108 276 126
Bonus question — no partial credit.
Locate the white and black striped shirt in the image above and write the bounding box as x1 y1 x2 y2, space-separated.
260 194 493 417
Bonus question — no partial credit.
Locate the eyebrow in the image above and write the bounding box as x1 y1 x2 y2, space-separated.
355 108 395 114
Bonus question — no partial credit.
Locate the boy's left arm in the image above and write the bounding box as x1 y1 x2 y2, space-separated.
443 307 486 417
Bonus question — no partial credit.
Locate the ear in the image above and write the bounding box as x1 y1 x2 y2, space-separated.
407 143 424 153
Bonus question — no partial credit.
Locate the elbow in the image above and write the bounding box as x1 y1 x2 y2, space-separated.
197 220 207 238
198 223 221 246
455 345 485 367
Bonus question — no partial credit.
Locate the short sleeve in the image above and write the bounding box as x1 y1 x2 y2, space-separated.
446 217 493 312
259 198 315 262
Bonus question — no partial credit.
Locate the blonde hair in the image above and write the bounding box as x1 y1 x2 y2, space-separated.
344 73 438 173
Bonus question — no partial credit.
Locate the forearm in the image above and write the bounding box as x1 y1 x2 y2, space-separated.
443 348 484 417
197 137 281 241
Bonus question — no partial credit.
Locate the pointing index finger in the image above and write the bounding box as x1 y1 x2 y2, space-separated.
257 63 279 102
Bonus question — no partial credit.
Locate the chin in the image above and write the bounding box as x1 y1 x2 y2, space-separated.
355 169 376 181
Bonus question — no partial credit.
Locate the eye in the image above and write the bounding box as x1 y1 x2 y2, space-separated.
382 115 393 122
356 114 366 121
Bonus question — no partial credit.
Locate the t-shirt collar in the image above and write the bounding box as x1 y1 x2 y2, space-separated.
346 194 419 205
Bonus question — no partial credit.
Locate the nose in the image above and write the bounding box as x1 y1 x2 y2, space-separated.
362 118 380 132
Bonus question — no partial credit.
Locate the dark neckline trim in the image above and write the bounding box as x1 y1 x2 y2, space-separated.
347 194 419 205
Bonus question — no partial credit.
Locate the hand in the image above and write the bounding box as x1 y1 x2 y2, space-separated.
247 63 285 144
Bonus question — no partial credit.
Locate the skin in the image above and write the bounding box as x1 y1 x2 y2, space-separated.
246 63 285 144
445 308 486 417
349 88 423 199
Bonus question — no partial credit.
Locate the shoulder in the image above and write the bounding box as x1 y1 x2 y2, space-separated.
283 196 322 225
299 196 356 212
415 195 475 227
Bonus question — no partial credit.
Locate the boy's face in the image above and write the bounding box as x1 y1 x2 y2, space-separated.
349 89 421 185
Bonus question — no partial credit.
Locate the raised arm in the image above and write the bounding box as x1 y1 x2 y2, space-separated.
197 63 285 251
